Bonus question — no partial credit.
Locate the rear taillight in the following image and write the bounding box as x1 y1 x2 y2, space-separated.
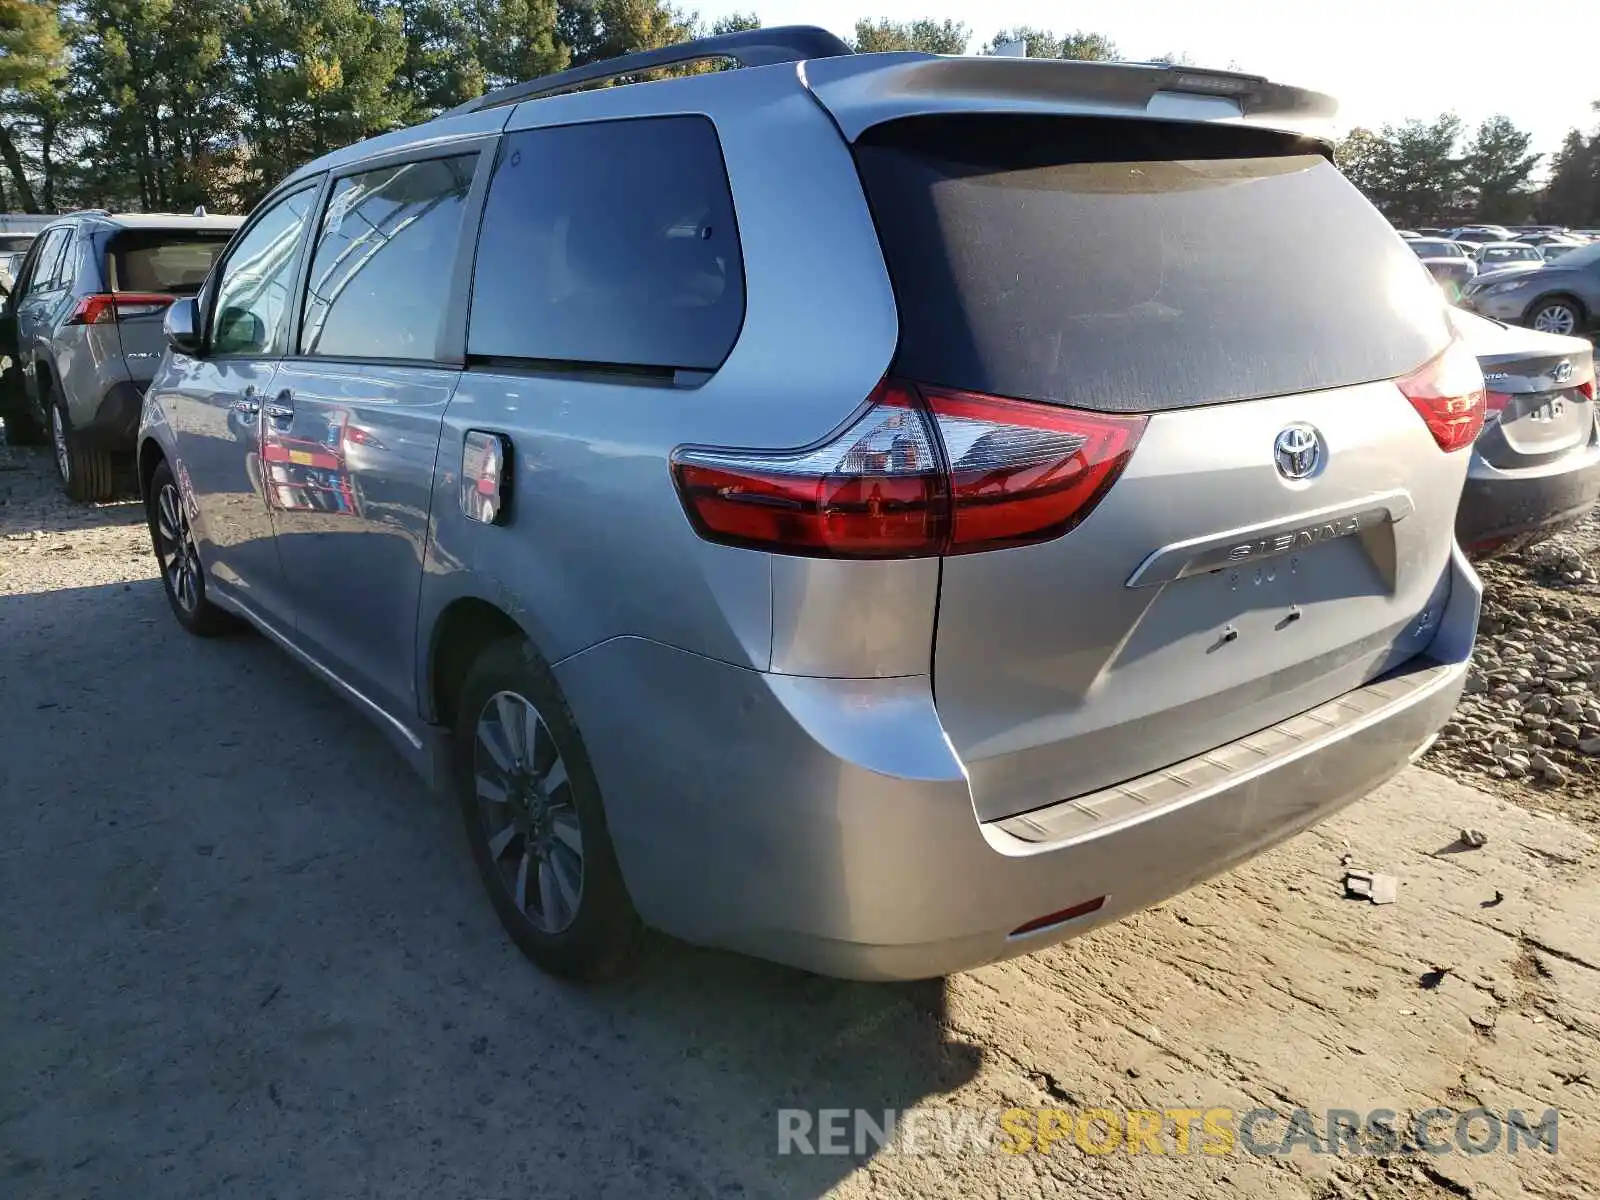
1398 340 1486 452
67 292 174 325
921 385 1146 553
1483 390 1512 425
1580 379 1596 403
669 379 1146 559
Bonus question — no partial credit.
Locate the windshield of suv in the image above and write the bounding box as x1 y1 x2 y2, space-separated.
108 232 232 294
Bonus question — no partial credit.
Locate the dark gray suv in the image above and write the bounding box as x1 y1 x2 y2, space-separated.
0 211 240 499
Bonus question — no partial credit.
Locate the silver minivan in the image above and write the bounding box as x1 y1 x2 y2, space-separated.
137 29 1484 981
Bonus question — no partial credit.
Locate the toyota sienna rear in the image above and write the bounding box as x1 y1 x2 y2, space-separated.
138 31 1483 981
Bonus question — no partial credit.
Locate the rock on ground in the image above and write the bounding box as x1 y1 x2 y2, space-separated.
1425 508 1600 828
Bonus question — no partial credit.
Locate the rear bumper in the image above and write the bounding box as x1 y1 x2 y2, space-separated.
1458 444 1600 556
555 547 1479 981
74 379 147 450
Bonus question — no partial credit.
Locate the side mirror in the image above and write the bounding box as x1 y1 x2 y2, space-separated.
164 297 202 356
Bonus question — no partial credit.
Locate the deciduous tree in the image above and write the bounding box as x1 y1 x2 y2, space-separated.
852 17 967 55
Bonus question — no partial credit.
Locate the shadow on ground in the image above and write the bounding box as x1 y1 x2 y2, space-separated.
0 580 980 1198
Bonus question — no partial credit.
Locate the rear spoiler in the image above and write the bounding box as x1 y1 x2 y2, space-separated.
801 53 1337 143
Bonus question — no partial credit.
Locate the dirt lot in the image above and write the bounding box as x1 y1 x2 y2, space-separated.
2 437 1598 1199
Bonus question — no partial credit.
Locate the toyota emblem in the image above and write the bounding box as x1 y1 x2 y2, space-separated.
1274 424 1321 481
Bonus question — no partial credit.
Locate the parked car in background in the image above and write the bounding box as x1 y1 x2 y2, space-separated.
1450 309 1599 557
0 250 24 293
1474 242 1548 273
136 29 1482 983
0 210 241 499
1451 225 1511 245
1540 240 1587 263
1461 240 1600 335
1408 237 1476 294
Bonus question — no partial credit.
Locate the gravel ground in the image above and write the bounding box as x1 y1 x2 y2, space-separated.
1424 512 1600 827
2 435 1598 1199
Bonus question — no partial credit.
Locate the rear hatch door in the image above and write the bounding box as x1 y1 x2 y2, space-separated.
105 229 231 380
851 111 1468 822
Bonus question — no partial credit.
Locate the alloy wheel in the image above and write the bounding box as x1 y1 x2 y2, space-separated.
153 481 200 614
473 690 584 935
1532 304 1578 336
51 406 70 483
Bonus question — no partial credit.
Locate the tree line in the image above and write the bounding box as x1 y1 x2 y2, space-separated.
9 2 1594 228
1336 107 1600 230
0 4 1150 214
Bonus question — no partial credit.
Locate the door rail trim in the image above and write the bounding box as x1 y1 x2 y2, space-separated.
211 589 425 750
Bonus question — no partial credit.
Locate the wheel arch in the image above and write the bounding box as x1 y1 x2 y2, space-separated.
31 353 55 410
1526 291 1590 326
425 595 535 728
137 436 166 503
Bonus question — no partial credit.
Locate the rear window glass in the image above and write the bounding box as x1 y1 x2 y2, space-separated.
0 235 33 252
855 115 1450 413
469 116 744 373
1410 240 1458 257
110 233 231 294
1480 246 1541 263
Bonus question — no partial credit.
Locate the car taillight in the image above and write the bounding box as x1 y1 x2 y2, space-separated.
921 385 1146 553
669 378 1147 559
1483 391 1512 425
67 292 175 325
1398 340 1486 452
1580 379 1596 403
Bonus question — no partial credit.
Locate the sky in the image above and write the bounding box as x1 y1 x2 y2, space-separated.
694 0 1600 159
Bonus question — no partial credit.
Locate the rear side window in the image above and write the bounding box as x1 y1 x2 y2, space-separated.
469 116 744 373
32 228 70 289
301 153 479 360
855 115 1451 413
109 232 231 295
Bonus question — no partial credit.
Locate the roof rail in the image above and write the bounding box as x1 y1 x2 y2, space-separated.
444 24 853 117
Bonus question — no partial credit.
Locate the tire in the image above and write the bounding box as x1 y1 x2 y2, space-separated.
453 638 641 981
2 407 44 446
1524 295 1585 337
50 394 116 502
145 458 238 636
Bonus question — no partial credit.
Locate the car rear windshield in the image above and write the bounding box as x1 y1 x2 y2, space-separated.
107 231 232 295
1481 246 1540 263
1411 240 1458 257
855 115 1450 413
0 235 33 252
